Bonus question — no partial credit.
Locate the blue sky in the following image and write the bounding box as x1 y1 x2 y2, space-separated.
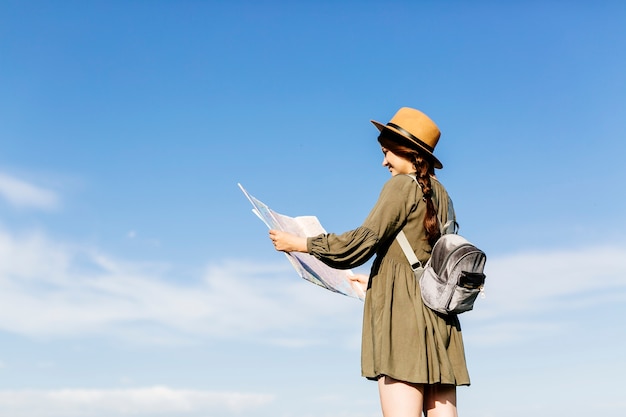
1 1 625 416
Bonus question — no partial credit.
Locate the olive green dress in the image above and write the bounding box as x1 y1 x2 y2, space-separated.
307 174 470 386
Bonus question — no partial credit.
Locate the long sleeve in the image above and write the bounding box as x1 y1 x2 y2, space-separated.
307 175 422 269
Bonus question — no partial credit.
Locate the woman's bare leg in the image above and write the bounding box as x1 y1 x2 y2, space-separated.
423 384 457 417
377 375 424 417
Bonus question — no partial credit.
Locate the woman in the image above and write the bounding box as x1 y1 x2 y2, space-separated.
269 107 469 417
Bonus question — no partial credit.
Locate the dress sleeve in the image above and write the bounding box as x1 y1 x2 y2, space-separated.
307 175 422 269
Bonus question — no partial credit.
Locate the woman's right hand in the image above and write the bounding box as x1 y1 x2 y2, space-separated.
269 229 308 253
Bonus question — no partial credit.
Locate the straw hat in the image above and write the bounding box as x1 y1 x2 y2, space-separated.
371 107 443 169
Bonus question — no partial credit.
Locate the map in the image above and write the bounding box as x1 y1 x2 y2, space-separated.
239 183 365 301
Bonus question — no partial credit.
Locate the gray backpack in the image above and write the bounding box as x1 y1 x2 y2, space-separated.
396 177 486 315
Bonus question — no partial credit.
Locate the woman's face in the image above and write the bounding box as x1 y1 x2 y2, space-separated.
381 147 415 176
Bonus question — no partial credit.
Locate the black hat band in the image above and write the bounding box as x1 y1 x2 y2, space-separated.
386 122 434 153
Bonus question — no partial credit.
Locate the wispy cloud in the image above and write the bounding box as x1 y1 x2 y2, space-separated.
479 246 626 313
463 245 626 346
0 227 362 346
1 224 624 349
0 172 59 210
0 386 274 416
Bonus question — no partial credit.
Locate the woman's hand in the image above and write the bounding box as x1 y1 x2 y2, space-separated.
269 230 308 253
349 273 368 295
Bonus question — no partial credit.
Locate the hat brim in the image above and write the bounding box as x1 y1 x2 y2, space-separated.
371 120 443 169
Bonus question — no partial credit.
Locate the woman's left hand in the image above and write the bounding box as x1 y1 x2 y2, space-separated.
269 230 308 253
349 273 368 295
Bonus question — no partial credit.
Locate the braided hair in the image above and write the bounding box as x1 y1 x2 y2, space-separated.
378 133 441 247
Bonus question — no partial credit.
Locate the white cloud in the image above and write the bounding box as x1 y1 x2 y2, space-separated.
463 245 626 346
479 245 626 313
1 223 624 349
0 386 273 416
0 227 362 346
0 173 59 210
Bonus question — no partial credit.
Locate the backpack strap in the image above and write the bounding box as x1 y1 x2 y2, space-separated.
396 174 457 268
396 230 422 269
441 197 459 235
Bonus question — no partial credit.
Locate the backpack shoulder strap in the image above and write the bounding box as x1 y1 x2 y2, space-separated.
396 230 422 269
396 174 460 268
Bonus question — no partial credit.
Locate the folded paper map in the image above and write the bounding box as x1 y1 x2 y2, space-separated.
239 183 365 301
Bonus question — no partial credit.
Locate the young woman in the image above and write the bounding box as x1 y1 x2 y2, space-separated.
269 107 469 417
